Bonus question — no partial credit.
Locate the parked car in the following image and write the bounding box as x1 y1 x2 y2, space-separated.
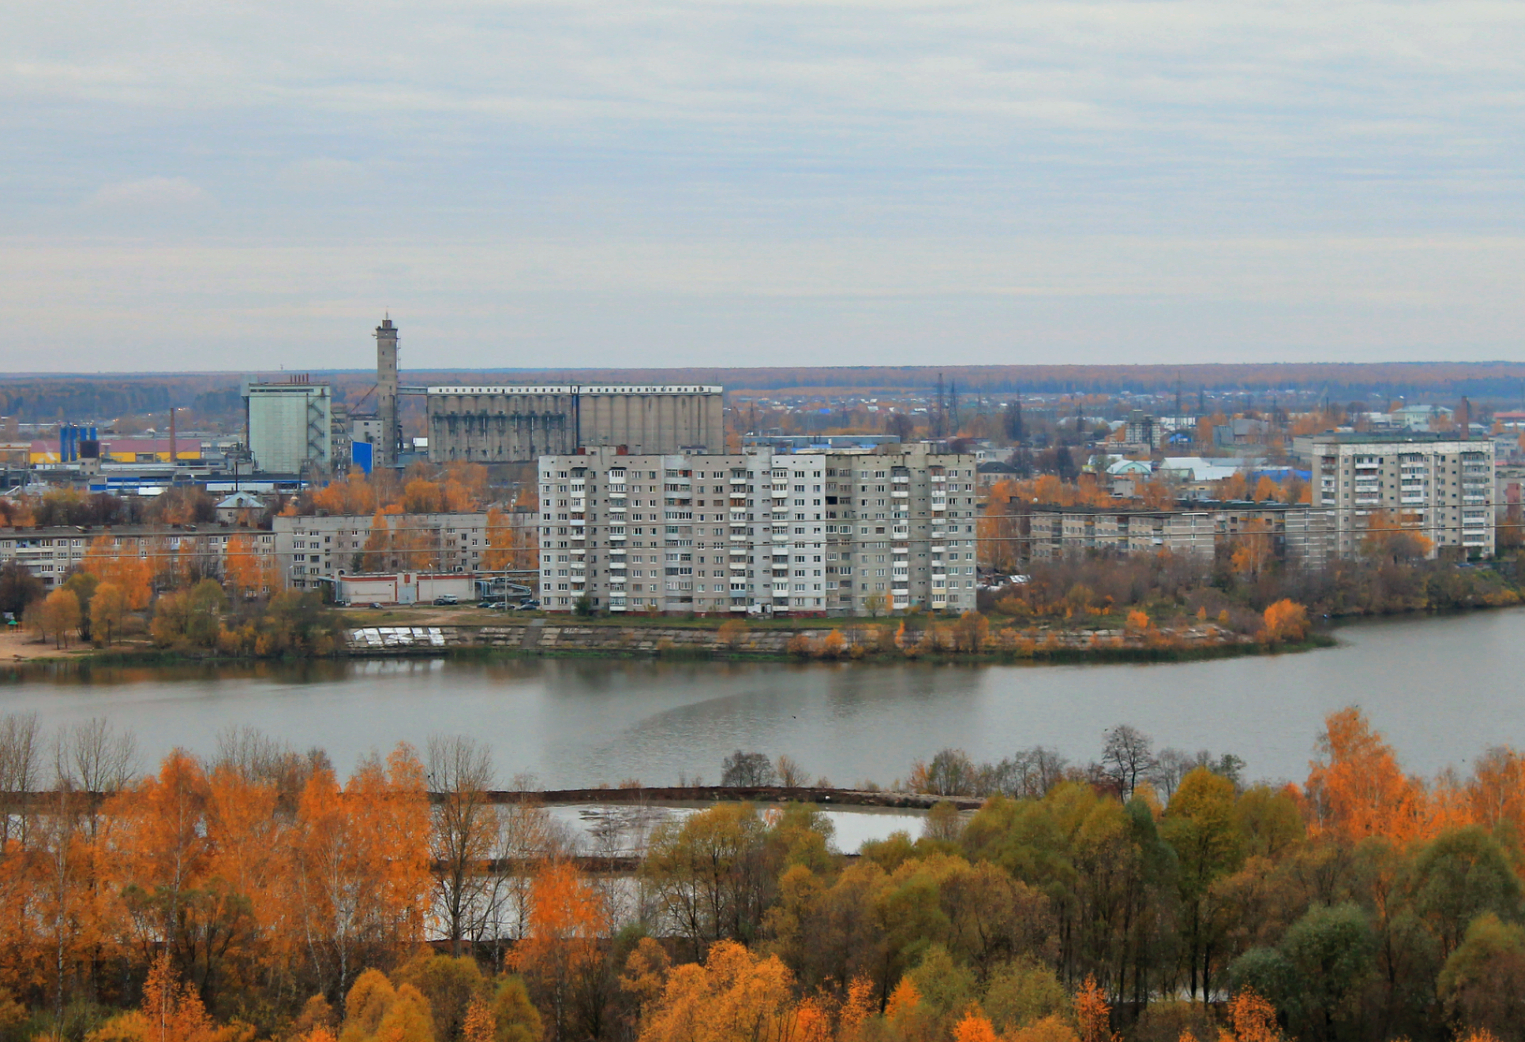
432 595 458 605
479 600 508 610
516 600 541 611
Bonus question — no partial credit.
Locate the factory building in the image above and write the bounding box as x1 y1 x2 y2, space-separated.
424 383 725 464
243 380 332 474
246 318 728 475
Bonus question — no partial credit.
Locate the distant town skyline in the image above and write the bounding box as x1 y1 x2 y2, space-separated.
2 1 1522 372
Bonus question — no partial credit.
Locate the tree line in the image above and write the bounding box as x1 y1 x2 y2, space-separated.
2 710 1525 1042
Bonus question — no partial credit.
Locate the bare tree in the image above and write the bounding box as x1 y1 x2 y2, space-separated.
775 755 808 788
1150 748 1193 801
720 750 776 787
213 723 286 781
1013 746 1071 798
1101 724 1157 800
0 712 42 849
427 734 497 955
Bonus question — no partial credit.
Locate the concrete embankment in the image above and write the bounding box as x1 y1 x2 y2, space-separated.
460 785 979 810
344 621 1257 659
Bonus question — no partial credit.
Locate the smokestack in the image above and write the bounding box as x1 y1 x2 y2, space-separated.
1460 397 1471 440
169 407 177 467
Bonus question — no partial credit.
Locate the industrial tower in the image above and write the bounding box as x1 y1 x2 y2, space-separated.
375 317 400 468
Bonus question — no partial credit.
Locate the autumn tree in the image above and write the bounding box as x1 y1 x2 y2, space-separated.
105 751 213 973
90 581 127 646
37 588 82 648
1260 600 1309 644
1162 769 1245 999
512 861 608 1042
481 508 515 571
361 511 394 573
634 940 796 1042
134 952 216 1042
1360 509 1433 563
291 745 431 995
1219 987 1280 1042
223 535 264 598
83 534 153 610
403 480 445 515
63 571 98 642
1073 976 1114 1042
1438 913 1525 1039
1101 725 1156 799
1304 707 1425 842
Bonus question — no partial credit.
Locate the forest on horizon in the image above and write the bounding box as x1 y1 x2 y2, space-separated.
4 362 1525 426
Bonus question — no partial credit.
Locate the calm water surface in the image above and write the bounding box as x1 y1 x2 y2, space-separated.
2 609 1521 787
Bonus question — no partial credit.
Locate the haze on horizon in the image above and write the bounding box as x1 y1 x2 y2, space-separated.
1 1 1522 374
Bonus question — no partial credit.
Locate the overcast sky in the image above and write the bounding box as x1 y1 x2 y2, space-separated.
1 0 1522 372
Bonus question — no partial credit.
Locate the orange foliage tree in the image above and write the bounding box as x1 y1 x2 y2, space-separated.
1074 975 1115 1042
1260 600 1309 644
1305 707 1426 842
83 534 153 610
482 507 536 574
1219 987 1280 1042
223 534 264 597
290 745 431 996
513 862 608 1042
634 940 796 1042
1360 509 1434 562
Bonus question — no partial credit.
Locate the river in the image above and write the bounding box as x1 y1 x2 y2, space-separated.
2 609 1521 790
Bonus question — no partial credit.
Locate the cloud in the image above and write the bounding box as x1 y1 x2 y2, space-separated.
276 158 370 192
84 177 211 212
1 1 1523 366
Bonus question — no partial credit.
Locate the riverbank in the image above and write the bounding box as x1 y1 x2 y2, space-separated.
5 620 1331 671
1 609 1519 786
0 627 96 663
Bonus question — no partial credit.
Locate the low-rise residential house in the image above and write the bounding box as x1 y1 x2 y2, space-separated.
272 510 537 591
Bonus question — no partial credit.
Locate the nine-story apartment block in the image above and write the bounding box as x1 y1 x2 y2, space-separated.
1305 432 1495 558
536 444 979 614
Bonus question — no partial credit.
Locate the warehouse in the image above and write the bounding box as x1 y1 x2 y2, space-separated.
423 383 725 463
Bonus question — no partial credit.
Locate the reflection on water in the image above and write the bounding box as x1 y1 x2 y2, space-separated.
546 803 926 856
3 608 1523 786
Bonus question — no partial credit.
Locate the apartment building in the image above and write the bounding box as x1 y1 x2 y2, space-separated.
1021 502 1335 569
0 525 277 589
536 444 980 615
272 511 535 590
1308 433 1494 557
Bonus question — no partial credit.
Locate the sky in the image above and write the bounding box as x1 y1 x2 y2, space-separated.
1 0 1522 372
